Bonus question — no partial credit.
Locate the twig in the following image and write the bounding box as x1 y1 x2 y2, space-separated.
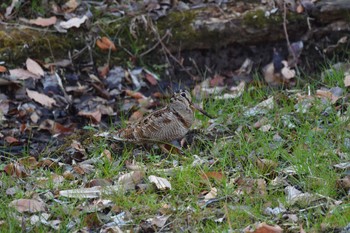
0 20 56 32
283 1 298 71
156 29 196 79
140 31 170 57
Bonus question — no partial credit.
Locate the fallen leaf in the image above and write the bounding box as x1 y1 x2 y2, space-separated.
78 109 102 123
26 89 56 108
201 171 224 182
84 212 102 229
203 187 217 201
59 15 88 29
281 61 296 79
316 89 340 104
86 179 113 188
98 63 110 77
73 164 95 175
0 66 7 72
96 37 117 51
145 73 158 85
255 158 278 174
29 16 57 27
296 4 304 13
38 119 74 134
9 68 40 80
26 58 44 77
62 0 80 12
129 110 144 122
9 199 47 213
344 74 350 87
125 161 145 171
4 136 19 145
125 90 147 99
4 163 29 178
18 156 38 169
151 215 171 228
118 171 144 187
244 97 274 117
101 149 113 162
285 186 318 206
247 222 283 233
210 74 225 87
39 159 59 169
148 175 172 190
5 0 19 18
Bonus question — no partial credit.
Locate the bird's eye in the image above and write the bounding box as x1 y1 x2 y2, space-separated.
181 93 186 97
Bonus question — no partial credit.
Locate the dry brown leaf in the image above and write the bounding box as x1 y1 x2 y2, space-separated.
296 4 304 13
26 58 44 77
26 89 56 108
0 66 7 73
255 158 278 174
125 90 147 99
78 109 102 123
129 110 144 122
125 161 145 171
316 89 339 104
4 136 19 145
281 61 296 80
29 16 57 27
98 63 110 77
101 149 113 162
62 171 75 180
210 74 225 87
151 215 171 228
70 140 85 153
86 179 113 188
9 199 47 213
5 0 19 18
4 163 29 178
344 74 350 87
252 222 283 233
203 187 217 201
96 37 117 51
201 171 224 182
118 171 144 186
73 164 95 175
18 156 38 169
62 0 80 12
145 73 158 85
39 159 59 169
38 119 74 134
148 175 172 190
9 68 40 80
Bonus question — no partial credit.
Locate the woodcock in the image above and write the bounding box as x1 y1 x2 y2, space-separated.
114 90 213 144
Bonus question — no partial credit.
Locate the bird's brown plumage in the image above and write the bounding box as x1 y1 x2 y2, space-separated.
114 90 198 144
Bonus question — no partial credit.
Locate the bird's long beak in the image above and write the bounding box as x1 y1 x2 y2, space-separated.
190 103 215 119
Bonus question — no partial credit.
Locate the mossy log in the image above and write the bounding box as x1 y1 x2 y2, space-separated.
0 0 349 66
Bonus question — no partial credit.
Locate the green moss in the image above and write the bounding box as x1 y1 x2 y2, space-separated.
157 10 198 43
243 9 304 28
0 27 84 65
243 9 281 28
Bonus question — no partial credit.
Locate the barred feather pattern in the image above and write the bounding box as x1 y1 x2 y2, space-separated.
115 90 194 144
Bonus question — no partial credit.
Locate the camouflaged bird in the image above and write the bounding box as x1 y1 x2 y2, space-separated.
114 89 213 144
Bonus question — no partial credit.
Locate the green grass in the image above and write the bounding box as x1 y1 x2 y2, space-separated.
1 69 350 232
